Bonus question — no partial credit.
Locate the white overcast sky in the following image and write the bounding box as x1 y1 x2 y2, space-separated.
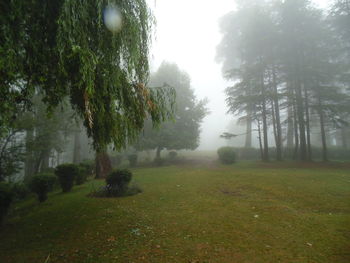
148 0 330 150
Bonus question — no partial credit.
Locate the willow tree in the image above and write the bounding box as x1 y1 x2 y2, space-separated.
1 0 174 178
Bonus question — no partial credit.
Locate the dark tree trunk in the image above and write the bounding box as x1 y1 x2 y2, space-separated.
73 126 81 164
292 95 299 160
272 67 282 161
271 100 278 147
257 119 264 161
24 129 35 181
261 78 269 162
303 84 312 161
317 95 328 162
245 112 252 148
286 100 294 149
156 146 162 159
95 149 112 178
40 151 50 172
295 81 307 161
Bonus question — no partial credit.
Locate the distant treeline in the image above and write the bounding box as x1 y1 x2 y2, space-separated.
217 0 350 162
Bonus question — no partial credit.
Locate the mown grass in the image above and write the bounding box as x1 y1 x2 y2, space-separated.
1 162 349 263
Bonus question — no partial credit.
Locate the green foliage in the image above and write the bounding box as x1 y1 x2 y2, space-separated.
0 182 13 224
99 169 134 197
1 0 175 151
106 169 132 189
80 160 95 175
76 165 88 186
76 160 95 185
0 129 24 181
22 94 76 180
55 163 79 192
127 154 138 167
29 173 56 203
217 147 236 164
10 182 30 200
136 62 208 154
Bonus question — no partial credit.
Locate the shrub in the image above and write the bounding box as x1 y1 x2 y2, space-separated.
75 165 88 185
0 182 13 224
80 160 95 176
217 147 236 164
29 173 56 202
168 151 178 159
127 154 138 167
55 163 79 192
105 169 132 196
10 182 29 200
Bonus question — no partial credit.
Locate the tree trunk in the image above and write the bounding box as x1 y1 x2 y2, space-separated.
303 84 312 161
317 95 328 162
286 100 294 149
272 67 282 161
257 119 264 161
261 76 269 162
271 100 278 148
155 146 162 159
40 151 50 172
292 95 299 160
73 125 81 164
95 149 112 178
295 81 307 161
24 128 35 181
245 111 252 148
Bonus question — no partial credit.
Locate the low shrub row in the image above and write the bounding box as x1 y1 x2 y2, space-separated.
0 161 94 225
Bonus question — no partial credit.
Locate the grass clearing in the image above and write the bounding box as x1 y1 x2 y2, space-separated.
1 162 349 263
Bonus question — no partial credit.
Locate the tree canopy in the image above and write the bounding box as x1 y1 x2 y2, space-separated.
1 0 175 151
136 62 208 157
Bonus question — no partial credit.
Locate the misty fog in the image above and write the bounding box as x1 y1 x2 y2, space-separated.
149 0 330 150
1 1 349 262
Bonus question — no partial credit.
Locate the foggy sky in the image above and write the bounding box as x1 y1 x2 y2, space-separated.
149 0 330 150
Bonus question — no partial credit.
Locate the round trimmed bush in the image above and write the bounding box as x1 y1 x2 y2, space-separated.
55 163 79 192
10 182 29 200
105 169 132 196
0 182 13 224
217 147 236 164
29 173 56 202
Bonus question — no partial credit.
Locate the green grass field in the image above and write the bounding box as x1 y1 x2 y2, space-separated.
1 162 350 263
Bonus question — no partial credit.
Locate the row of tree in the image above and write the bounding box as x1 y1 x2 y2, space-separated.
0 61 207 181
216 0 350 161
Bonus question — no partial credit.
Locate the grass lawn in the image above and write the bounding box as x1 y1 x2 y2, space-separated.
1 162 349 263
